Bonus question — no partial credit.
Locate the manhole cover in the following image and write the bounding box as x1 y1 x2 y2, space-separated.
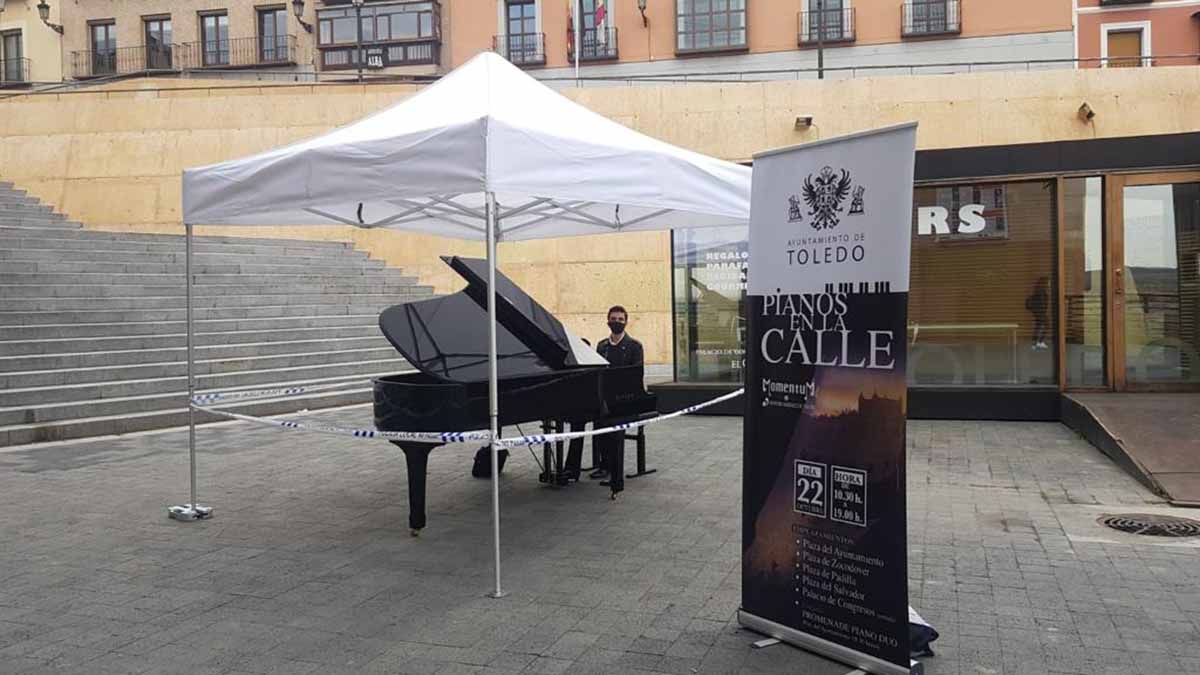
1098 514 1200 538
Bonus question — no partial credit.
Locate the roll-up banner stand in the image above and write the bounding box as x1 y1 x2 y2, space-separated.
740 123 921 675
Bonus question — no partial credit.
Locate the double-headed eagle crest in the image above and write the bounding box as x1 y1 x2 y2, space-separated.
801 166 854 230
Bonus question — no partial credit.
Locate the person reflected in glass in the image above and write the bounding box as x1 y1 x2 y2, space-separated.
1026 276 1050 351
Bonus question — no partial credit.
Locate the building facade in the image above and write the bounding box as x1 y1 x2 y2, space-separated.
2 64 1198 410
0 0 65 86
1075 0 1200 68
47 0 1078 84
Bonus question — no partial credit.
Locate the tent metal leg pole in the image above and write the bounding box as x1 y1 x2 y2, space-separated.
485 191 505 599
168 222 212 522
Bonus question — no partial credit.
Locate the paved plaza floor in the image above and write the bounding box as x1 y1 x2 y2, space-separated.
1 411 1198 675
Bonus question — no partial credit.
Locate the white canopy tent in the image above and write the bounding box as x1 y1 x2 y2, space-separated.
177 51 752 596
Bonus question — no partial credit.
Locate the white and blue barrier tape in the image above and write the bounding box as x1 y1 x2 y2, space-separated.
190 387 744 447
191 380 367 405
192 404 494 443
493 388 744 448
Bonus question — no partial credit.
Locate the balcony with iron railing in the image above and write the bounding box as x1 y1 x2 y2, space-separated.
902 0 961 38
179 35 298 69
494 33 546 67
798 7 856 46
71 44 178 79
568 27 618 62
0 57 31 87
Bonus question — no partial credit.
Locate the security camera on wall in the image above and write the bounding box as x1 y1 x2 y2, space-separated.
1077 102 1095 123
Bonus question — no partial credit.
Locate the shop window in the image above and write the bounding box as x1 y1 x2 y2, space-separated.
672 226 748 383
908 180 1058 386
670 181 1059 388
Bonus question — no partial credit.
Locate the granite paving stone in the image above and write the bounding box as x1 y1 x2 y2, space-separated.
0 413 1197 674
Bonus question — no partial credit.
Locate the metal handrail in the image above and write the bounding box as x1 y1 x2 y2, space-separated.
0 57 31 86
70 44 181 78
798 7 856 45
569 26 619 61
4 51 1199 99
901 0 961 37
493 32 546 66
178 35 298 69
537 53 1200 83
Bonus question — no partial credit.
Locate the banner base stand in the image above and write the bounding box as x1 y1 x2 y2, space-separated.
751 638 781 649
167 504 213 521
738 610 923 675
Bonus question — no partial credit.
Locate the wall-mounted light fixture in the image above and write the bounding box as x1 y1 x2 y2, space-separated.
637 0 648 27
36 0 65 35
1077 102 1095 123
794 115 814 130
291 0 314 34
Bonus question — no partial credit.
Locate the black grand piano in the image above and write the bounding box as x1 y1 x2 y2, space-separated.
373 256 657 534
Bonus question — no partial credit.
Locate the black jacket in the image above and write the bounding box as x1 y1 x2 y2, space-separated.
597 334 644 367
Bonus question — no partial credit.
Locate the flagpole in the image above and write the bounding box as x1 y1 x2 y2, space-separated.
573 0 581 86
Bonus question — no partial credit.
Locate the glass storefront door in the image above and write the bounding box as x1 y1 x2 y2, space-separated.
1063 177 1106 388
1111 173 1200 390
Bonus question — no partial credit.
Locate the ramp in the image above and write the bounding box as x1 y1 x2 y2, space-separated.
1063 393 1200 507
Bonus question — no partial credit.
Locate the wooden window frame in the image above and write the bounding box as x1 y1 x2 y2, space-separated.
1100 20 1151 68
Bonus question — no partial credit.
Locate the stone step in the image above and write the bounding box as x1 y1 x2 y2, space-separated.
0 303 394 326
0 247 371 265
0 281 422 298
0 271 414 287
0 291 428 311
0 197 41 206
0 238 371 257
0 354 405 403
0 343 405 391
0 335 394 372
0 369 401 428
0 378 398 446
0 203 53 215
0 217 81 229
0 259 389 275
0 314 380 340
0 324 382 355
0 225 358 250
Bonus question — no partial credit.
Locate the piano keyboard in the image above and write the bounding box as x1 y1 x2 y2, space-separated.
823 281 892 294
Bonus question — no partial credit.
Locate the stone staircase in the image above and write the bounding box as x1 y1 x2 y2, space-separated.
0 180 431 447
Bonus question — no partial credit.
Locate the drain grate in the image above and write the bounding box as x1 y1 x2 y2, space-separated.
1098 514 1200 538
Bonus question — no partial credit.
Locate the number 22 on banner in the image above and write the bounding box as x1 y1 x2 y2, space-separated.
794 460 828 518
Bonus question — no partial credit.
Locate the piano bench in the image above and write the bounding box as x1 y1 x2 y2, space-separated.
622 411 658 479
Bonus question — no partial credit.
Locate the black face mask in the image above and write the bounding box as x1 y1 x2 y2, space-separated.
608 321 626 335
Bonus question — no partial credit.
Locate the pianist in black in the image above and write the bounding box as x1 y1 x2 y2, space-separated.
588 305 644 494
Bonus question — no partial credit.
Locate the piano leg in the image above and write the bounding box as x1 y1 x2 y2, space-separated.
395 442 433 536
540 420 553 484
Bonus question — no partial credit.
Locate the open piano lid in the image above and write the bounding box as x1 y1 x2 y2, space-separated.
378 256 606 384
